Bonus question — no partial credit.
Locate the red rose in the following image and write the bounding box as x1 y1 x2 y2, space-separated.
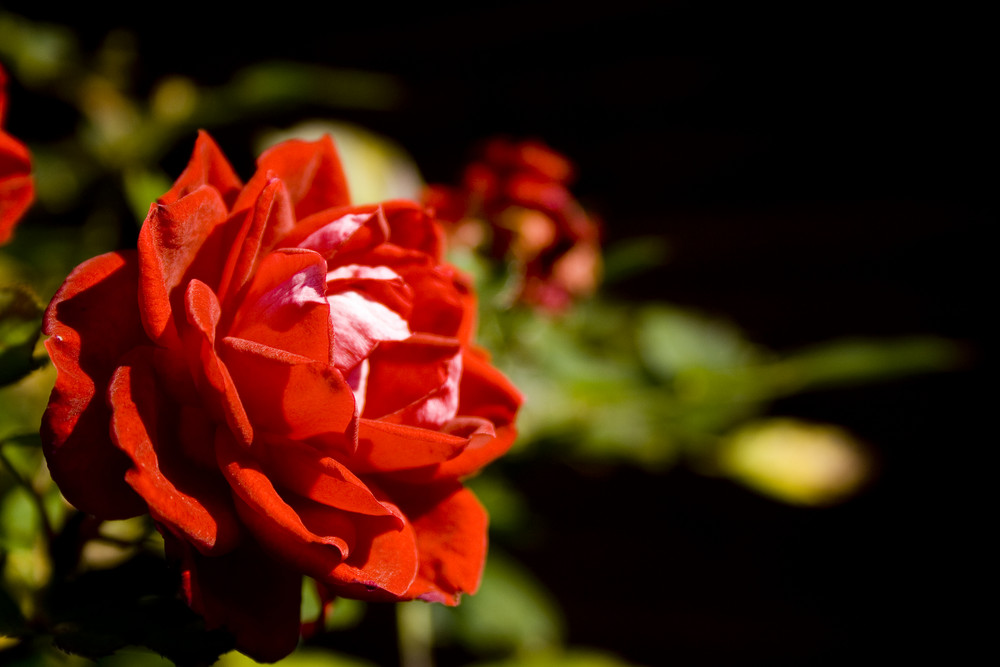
0 63 34 245
425 138 601 311
42 132 521 661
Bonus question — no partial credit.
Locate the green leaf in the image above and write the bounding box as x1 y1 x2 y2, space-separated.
0 365 57 442
0 285 44 386
600 236 670 284
0 486 39 549
762 336 965 394
636 305 760 380
227 63 402 112
216 647 376 667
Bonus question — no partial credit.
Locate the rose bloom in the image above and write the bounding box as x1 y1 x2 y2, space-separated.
0 63 34 245
42 132 521 661
424 138 600 312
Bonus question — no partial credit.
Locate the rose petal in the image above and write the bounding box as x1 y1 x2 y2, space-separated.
385 349 521 483
458 347 522 426
326 263 413 319
0 123 32 245
351 419 468 473
227 248 332 364
158 131 243 208
41 251 147 519
254 135 350 218
216 428 350 570
322 495 418 600
219 336 356 450
0 173 32 245
181 280 253 447
217 176 296 304
395 484 488 604
171 535 302 663
363 334 461 428
0 130 31 174
382 201 443 258
394 265 469 338
109 351 240 555
275 203 380 251
138 185 230 345
389 421 516 484
327 291 411 373
422 349 521 479
294 211 375 257
256 437 393 517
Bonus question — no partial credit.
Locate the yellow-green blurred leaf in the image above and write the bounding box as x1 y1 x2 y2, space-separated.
0 365 56 442
716 418 872 506
123 168 171 225
216 646 376 667
0 487 38 549
637 305 760 379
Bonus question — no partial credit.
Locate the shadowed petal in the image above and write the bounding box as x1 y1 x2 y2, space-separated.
109 351 240 554
41 251 147 519
171 535 302 663
383 201 443 258
0 128 32 244
219 337 356 450
181 280 253 447
257 438 392 517
216 429 349 579
138 185 230 345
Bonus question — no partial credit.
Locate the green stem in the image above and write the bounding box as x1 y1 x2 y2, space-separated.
397 602 434 667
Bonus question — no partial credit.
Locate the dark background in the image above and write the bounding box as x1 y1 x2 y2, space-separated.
3 3 990 665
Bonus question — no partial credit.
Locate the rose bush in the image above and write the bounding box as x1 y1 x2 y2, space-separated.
424 138 600 312
0 63 34 245
41 132 521 661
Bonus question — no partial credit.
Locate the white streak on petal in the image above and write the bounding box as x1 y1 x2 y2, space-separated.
413 352 462 428
251 264 326 316
326 264 401 285
346 359 370 416
298 213 370 256
328 291 411 372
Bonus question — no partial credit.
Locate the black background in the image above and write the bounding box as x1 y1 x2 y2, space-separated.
2 3 990 665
